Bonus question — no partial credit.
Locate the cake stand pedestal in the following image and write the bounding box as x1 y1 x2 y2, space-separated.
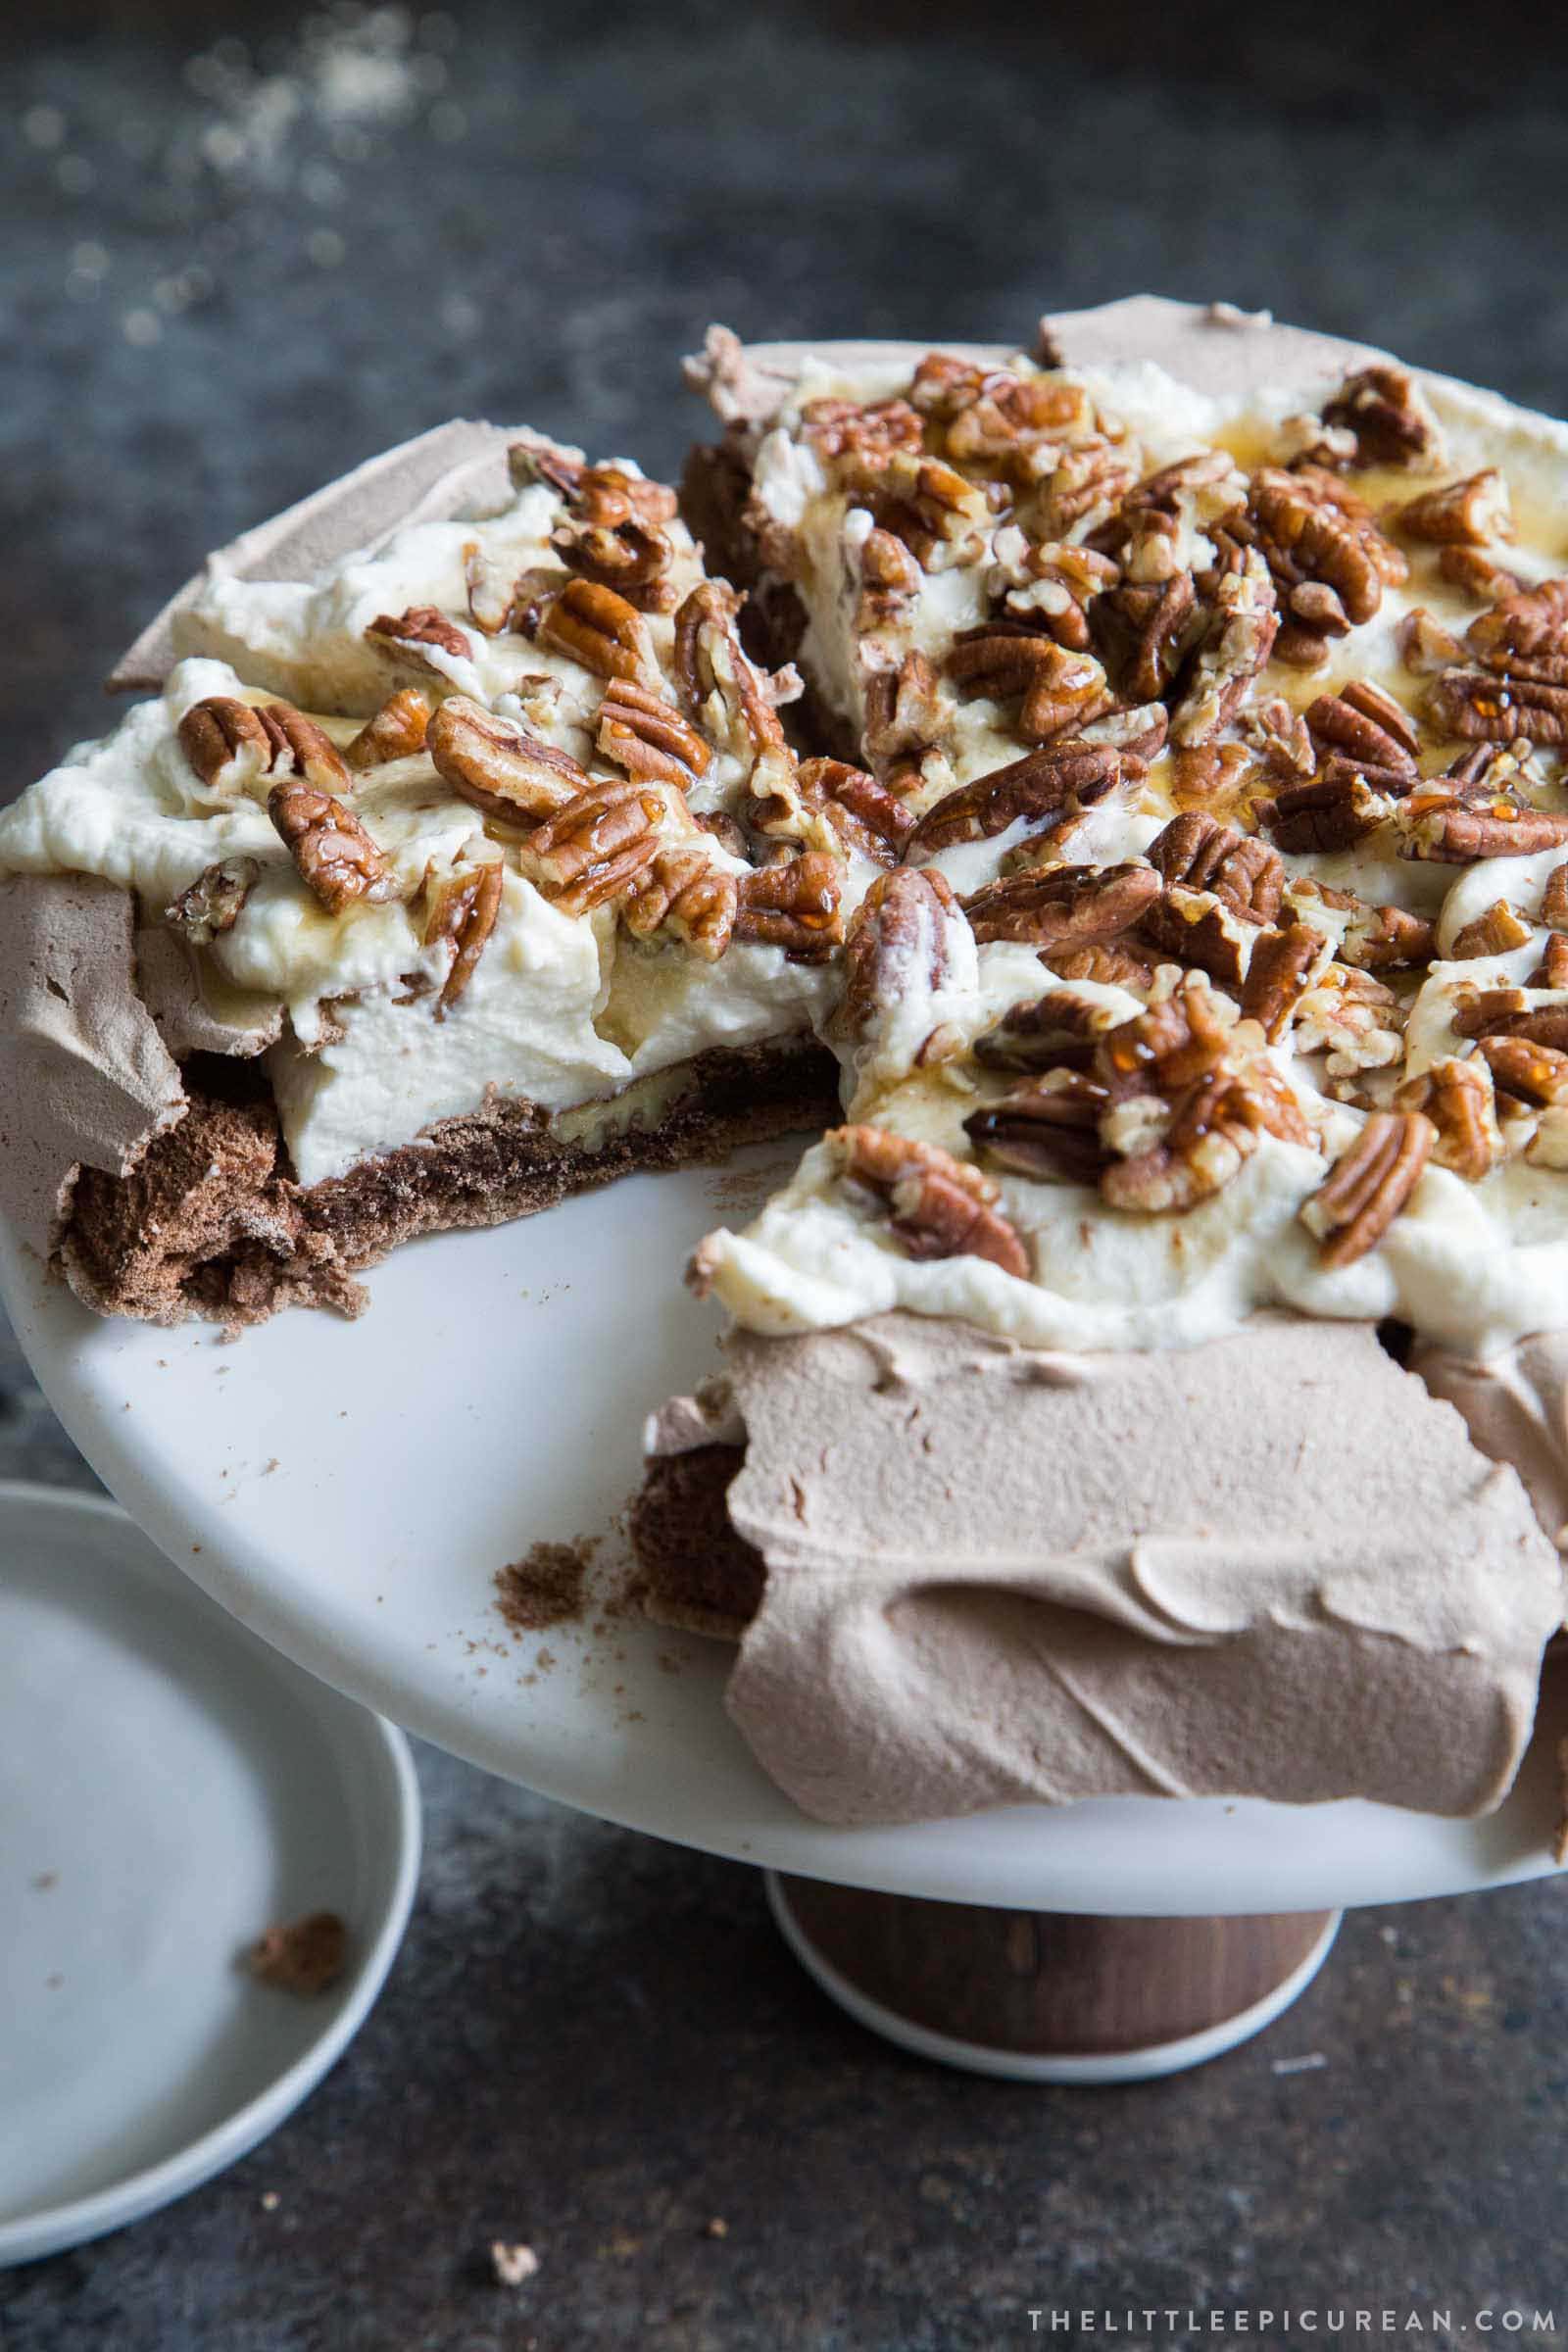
766 1877 1341 2082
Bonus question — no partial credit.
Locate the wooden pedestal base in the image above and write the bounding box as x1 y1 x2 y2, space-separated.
767 1874 1341 2083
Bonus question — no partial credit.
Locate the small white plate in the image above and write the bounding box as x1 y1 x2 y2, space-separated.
0 1482 419 2269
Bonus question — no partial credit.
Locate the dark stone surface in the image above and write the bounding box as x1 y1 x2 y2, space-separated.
4 2 1568 2343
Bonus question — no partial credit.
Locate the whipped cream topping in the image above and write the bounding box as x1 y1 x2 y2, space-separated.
694 319 1568 1361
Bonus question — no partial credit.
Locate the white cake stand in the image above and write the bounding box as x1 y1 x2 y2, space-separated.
5 1167 1564 2081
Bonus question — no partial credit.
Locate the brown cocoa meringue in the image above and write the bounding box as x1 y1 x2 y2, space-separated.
647 1312 1563 1827
1413 1333 1568 1559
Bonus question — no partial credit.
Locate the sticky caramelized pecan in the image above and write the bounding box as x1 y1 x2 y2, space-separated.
1299 1112 1435 1268
829 1124 1031 1279
426 696 587 824
1318 365 1439 468
835 867 965 1045
961 861 1161 952
946 625 1110 744
795 758 914 865
906 741 1132 858
365 605 473 666
733 853 844 959
1395 469 1513 547
166 857 261 946
621 847 738 961
269 781 399 915
596 679 711 787
344 689 432 771
538 578 656 685
178 696 349 797
423 858 505 1014
520 778 668 917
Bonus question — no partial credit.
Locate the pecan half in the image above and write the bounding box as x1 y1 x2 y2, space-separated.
1043 939 1156 990
1100 1067 1303 1214
621 846 738 960
1140 889 1262 986
1168 546 1278 746
1029 441 1141 541
1424 667 1568 746
344 688 433 770
1337 899 1437 971
733 853 844 959
1395 469 1513 547
1544 863 1568 929
830 1124 1030 1279
166 856 261 946
1302 678 1421 787
1535 933 1568 990
973 989 1113 1075
989 535 1119 648
1319 366 1439 468
1476 1032 1568 1107
1091 571 1199 702
1464 578 1568 672
1247 469 1388 626
1395 1058 1500 1182
961 860 1160 952
800 394 925 462
1397 793 1568 863
965 1073 1112 1185
947 625 1110 744
796 758 914 865
178 696 349 797
1092 977 1237 1101
1449 900 1535 959
423 858 505 1014
906 741 1131 858
857 525 922 629
365 605 473 667
1299 1112 1435 1268
1254 770 1396 855
571 463 680 529
269 781 398 914
596 678 711 786
426 696 587 824
673 580 797 825
1451 988 1568 1054
1240 923 1331 1041
1147 813 1283 923
836 867 964 1044
834 449 990 570
521 778 667 917
538 577 656 685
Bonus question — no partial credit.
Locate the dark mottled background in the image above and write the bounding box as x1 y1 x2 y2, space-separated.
4 4 1568 2345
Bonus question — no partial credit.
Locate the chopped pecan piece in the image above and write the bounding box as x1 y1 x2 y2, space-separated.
1092 571 1199 702
366 606 473 667
166 856 261 946
1424 667 1568 745
947 624 1110 743
961 860 1160 952
1396 608 1465 676
1544 862 1568 929
1439 547 1525 604
1449 899 1535 959
571 462 680 529
344 688 432 771
1140 889 1261 986
945 373 1101 468
800 394 925 462
178 696 349 797
989 534 1119 648
965 1073 1112 1185
862 650 949 768
1338 899 1437 971
1397 793 1568 863
836 867 965 1045
1147 812 1283 925
550 508 675 614
733 853 844 959
830 1124 1031 1279
1303 678 1421 787
1240 923 1331 1040
1029 441 1141 540
796 758 914 865
1395 469 1513 547
834 449 990 570
538 577 656 686
506 430 584 502
1299 1112 1435 1268
1319 366 1439 468
596 679 711 787
1242 696 1315 779
1255 770 1395 855
427 696 586 824
857 525 922 629
1092 975 1237 1100
1395 1058 1500 1182
521 778 667 917
673 580 797 825
1078 701 1169 761
906 741 1130 857
269 781 398 915
423 858 505 1014
1101 1067 1307 1214
1535 932 1568 990
621 847 737 960
1464 578 1568 673
1043 940 1156 990
1295 964 1405 1075
973 989 1116 1075
463 543 536 637
1451 988 1568 1054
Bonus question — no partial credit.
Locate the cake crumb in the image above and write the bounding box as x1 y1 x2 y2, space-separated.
495 1539 597 1633
704 2217 729 2238
248 1910 348 1996
490 2240 540 2287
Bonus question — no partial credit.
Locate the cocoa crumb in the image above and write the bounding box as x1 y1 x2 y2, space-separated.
248 1910 348 1997
495 1538 598 1633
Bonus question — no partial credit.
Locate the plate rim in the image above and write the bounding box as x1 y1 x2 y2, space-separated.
0 1480 422 2270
